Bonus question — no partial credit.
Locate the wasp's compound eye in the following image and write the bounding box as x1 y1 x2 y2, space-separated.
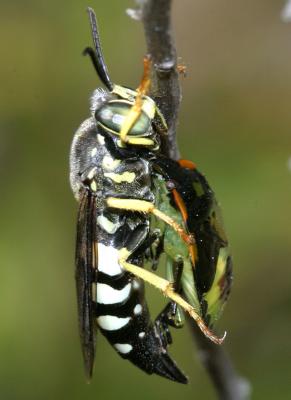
95 101 150 136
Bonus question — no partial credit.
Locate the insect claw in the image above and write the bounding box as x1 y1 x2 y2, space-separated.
220 330 227 342
194 316 227 345
210 330 227 345
207 329 227 345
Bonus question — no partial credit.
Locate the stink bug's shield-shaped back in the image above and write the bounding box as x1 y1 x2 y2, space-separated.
153 158 233 330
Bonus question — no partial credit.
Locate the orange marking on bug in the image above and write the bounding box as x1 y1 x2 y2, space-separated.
172 188 198 264
172 189 188 222
178 159 197 170
188 245 197 266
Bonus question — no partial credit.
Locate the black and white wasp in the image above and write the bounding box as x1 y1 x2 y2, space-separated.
70 8 232 384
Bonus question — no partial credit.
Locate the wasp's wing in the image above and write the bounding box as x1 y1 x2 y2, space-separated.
75 189 97 380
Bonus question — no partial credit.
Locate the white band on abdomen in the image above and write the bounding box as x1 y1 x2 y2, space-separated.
98 243 123 276
97 283 131 305
114 343 133 354
97 315 131 331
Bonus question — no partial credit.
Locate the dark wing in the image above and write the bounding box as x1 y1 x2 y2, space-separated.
75 189 97 380
153 157 233 327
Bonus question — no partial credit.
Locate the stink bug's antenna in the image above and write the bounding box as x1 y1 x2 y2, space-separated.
83 7 113 91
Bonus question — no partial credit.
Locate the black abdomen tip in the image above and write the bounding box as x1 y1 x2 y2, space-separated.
154 352 188 384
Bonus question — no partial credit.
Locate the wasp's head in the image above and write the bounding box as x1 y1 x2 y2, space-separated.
94 85 166 150
84 8 167 151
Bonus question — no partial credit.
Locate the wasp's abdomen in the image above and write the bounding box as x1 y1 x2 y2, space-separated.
95 242 187 383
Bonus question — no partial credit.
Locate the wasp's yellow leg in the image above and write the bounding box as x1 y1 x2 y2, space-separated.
106 198 194 245
118 248 225 345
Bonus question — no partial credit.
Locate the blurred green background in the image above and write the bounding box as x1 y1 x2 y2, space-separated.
1 0 291 399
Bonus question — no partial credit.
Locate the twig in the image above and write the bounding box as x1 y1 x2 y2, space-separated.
191 322 250 400
127 1 250 398
127 0 181 160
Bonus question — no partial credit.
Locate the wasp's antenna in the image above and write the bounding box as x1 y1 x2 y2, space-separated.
83 7 113 91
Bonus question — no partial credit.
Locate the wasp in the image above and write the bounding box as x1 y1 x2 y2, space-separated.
70 7 232 384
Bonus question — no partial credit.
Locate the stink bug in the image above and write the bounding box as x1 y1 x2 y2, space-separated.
70 7 231 384
151 158 232 344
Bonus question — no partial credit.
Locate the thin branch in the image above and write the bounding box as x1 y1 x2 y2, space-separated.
127 0 181 160
190 322 250 400
128 1 250 398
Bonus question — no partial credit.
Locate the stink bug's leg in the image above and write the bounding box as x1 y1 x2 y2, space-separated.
137 55 151 96
118 248 226 345
153 207 194 246
119 57 151 144
172 257 184 292
151 233 164 271
154 257 184 348
106 197 195 246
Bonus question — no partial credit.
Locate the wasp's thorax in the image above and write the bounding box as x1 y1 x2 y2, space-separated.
90 84 166 152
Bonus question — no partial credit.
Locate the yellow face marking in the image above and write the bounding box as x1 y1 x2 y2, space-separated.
104 172 136 184
116 137 154 148
123 137 154 146
112 85 136 102
102 155 121 171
